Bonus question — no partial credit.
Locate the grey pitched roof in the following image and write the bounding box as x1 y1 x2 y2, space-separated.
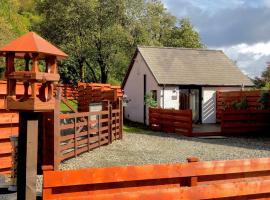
137 46 253 86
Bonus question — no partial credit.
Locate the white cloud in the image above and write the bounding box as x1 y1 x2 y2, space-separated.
213 42 270 78
263 0 270 7
162 0 270 78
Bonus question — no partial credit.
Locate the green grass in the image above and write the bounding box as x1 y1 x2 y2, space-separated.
123 120 151 134
60 99 78 112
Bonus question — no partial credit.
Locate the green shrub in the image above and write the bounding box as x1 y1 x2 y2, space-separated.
231 97 248 110
258 91 269 109
144 93 158 108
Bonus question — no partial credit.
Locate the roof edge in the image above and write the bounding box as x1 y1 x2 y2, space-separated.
122 48 161 89
137 45 223 52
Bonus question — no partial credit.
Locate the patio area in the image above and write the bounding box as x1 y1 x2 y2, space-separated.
192 123 222 136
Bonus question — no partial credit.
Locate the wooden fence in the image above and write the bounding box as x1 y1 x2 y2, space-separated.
56 84 78 100
43 157 270 200
0 82 77 175
149 108 192 136
221 109 270 134
78 83 123 112
0 111 18 174
58 104 122 162
216 90 270 122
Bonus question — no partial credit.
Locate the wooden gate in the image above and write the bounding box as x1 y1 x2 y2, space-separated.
43 157 270 200
58 108 122 161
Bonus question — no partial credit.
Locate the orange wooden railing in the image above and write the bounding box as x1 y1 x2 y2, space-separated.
43 157 270 200
149 108 192 136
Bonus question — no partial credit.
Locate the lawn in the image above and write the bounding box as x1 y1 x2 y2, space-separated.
60 99 78 112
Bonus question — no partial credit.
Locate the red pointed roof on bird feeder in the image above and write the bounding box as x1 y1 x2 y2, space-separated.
0 32 68 59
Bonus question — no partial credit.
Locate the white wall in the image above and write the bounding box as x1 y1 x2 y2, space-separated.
124 52 160 124
202 86 242 123
160 86 179 109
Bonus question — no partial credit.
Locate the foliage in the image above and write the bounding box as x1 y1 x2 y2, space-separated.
0 0 203 84
144 92 158 108
0 0 40 75
163 19 203 48
231 97 248 110
258 91 269 110
33 0 204 84
261 82 270 90
253 65 270 88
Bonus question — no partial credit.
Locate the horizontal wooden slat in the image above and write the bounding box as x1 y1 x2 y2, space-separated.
0 127 19 139
61 139 109 161
44 179 270 200
0 142 12 154
0 156 12 169
44 157 270 188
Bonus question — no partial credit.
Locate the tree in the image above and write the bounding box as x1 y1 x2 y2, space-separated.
253 64 270 88
34 0 204 84
0 0 38 75
163 19 203 48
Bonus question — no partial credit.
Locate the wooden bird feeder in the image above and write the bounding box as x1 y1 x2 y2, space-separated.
0 32 68 111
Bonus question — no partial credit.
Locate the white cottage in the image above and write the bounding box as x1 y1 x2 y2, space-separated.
122 46 253 125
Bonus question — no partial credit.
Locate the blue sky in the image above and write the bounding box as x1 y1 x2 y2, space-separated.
162 0 270 78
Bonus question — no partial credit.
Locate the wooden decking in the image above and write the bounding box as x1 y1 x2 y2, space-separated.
192 123 222 137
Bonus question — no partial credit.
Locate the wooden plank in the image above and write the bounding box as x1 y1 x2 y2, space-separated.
0 113 19 124
0 156 12 169
44 157 270 188
0 142 12 154
53 88 61 170
25 120 38 200
60 139 109 161
43 179 270 200
0 127 19 139
44 180 270 200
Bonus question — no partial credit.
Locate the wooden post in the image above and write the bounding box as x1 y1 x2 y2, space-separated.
25 120 38 200
98 115 101 147
186 157 199 187
6 52 16 97
109 103 112 144
87 115 90 152
54 87 61 170
119 99 123 140
74 116 77 157
17 113 40 200
189 110 193 137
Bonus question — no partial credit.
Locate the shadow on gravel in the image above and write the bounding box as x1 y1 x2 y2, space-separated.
125 122 270 152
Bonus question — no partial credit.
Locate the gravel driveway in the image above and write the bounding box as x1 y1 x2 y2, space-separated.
1 130 270 199
60 131 270 170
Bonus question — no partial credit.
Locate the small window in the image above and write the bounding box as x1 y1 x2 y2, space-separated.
151 90 157 101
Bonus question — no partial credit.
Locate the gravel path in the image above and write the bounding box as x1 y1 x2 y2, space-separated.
60 131 270 170
1 131 270 199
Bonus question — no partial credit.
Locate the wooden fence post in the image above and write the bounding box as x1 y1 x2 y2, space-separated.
98 114 101 147
17 113 40 200
186 157 199 186
74 116 77 157
108 103 112 144
54 87 61 169
119 99 123 139
87 115 90 152
188 110 193 137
